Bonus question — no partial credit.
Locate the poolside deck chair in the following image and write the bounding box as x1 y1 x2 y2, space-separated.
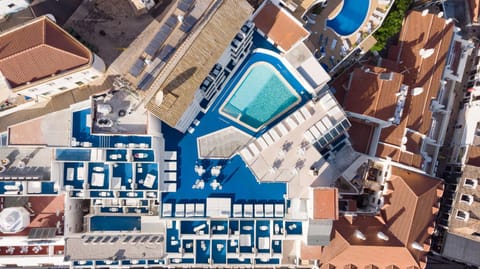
195 203 205 217
275 204 284 217
175 204 185 217
292 111 306 124
370 15 381 25
315 121 327 133
165 171 177 182
240 147 254 161
321 116 333 129
248 143 261 156
373 9 386 18
303 131 316 144
254 204 264 218
262 133 274 145
330 39 338 50
164 161 177 171
233 204 243 217
300 106 313 117
244 204 253 217
165 151 177 161
268 129 281 141
285 117 298 129
163 203 172 217
186 204 195 217
276 123 289 136
265 204 274 218
342 39 351 51
256 138 268 150
309 125 321 139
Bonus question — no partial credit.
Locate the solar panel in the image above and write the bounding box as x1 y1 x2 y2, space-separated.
177 0 195 12
144 25 173 56
158 45 175 61
180 15 197 33
28 227 56 240
128 58 145 77
138 73 154 90
165 15 178 28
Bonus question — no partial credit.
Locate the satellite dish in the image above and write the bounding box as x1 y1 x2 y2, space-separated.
445 18 453 25
437 11 444 18
411 87 424 96
421 9 429 16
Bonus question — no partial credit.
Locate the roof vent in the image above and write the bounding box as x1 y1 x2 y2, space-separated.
412 241 425 251
354 230 366 240
377 231 389 241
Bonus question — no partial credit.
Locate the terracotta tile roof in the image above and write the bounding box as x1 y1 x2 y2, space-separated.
253 1 309 52
303 166 442 268
348 119 374 154
0 16 91 89
313 188 338 220
376 143 401 161
345 66 404 122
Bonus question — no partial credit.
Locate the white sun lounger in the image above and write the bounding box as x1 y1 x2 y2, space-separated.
309 125 321 139
186 204 195 217
373 9 385 18
321 117 333 129
163 182 176 192
370 15 381 25
255 204 264 218
300 106 312 118
275 204 284 217
285 117 298 129
262 133 274 145
195 203 204 217
244 204 253 217
268 129 281 141
233 204 243 217
276 123 289 136
248 143 261 156
330 39 338 50
66 168 74 181
256 138 268 150
292 111 306 124
315 121 327 133
165 151 177 161
165 171 177 182
265 204 274 217
240 147 254 161
163 203 172 217
303 131 316 143
164 161 177 171
175 204 185 217
342 39 350 51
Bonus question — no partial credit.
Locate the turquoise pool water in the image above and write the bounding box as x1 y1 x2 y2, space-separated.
220 62 300 130
326 0 370 36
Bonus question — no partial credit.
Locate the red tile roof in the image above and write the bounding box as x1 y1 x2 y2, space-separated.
0 16 91 89
344 66 404 122
466 145 480 166
302 166 442 268
348 119 374 154
313 188 338 220
253 2 309 52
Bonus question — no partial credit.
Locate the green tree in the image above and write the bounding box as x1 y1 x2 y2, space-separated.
371 0 413 51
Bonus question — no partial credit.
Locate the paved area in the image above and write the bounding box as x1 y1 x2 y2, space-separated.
31 0 83 25
64 0 155 66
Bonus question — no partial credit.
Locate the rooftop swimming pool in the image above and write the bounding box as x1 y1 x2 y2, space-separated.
90 216 141 231
220 62 301 131
326 0 370 36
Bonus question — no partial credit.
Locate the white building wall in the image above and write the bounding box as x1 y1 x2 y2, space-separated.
15 54 106 99
0 0 30 18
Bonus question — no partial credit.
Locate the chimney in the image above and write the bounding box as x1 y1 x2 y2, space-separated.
354 230 366 240
377 231 389 241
